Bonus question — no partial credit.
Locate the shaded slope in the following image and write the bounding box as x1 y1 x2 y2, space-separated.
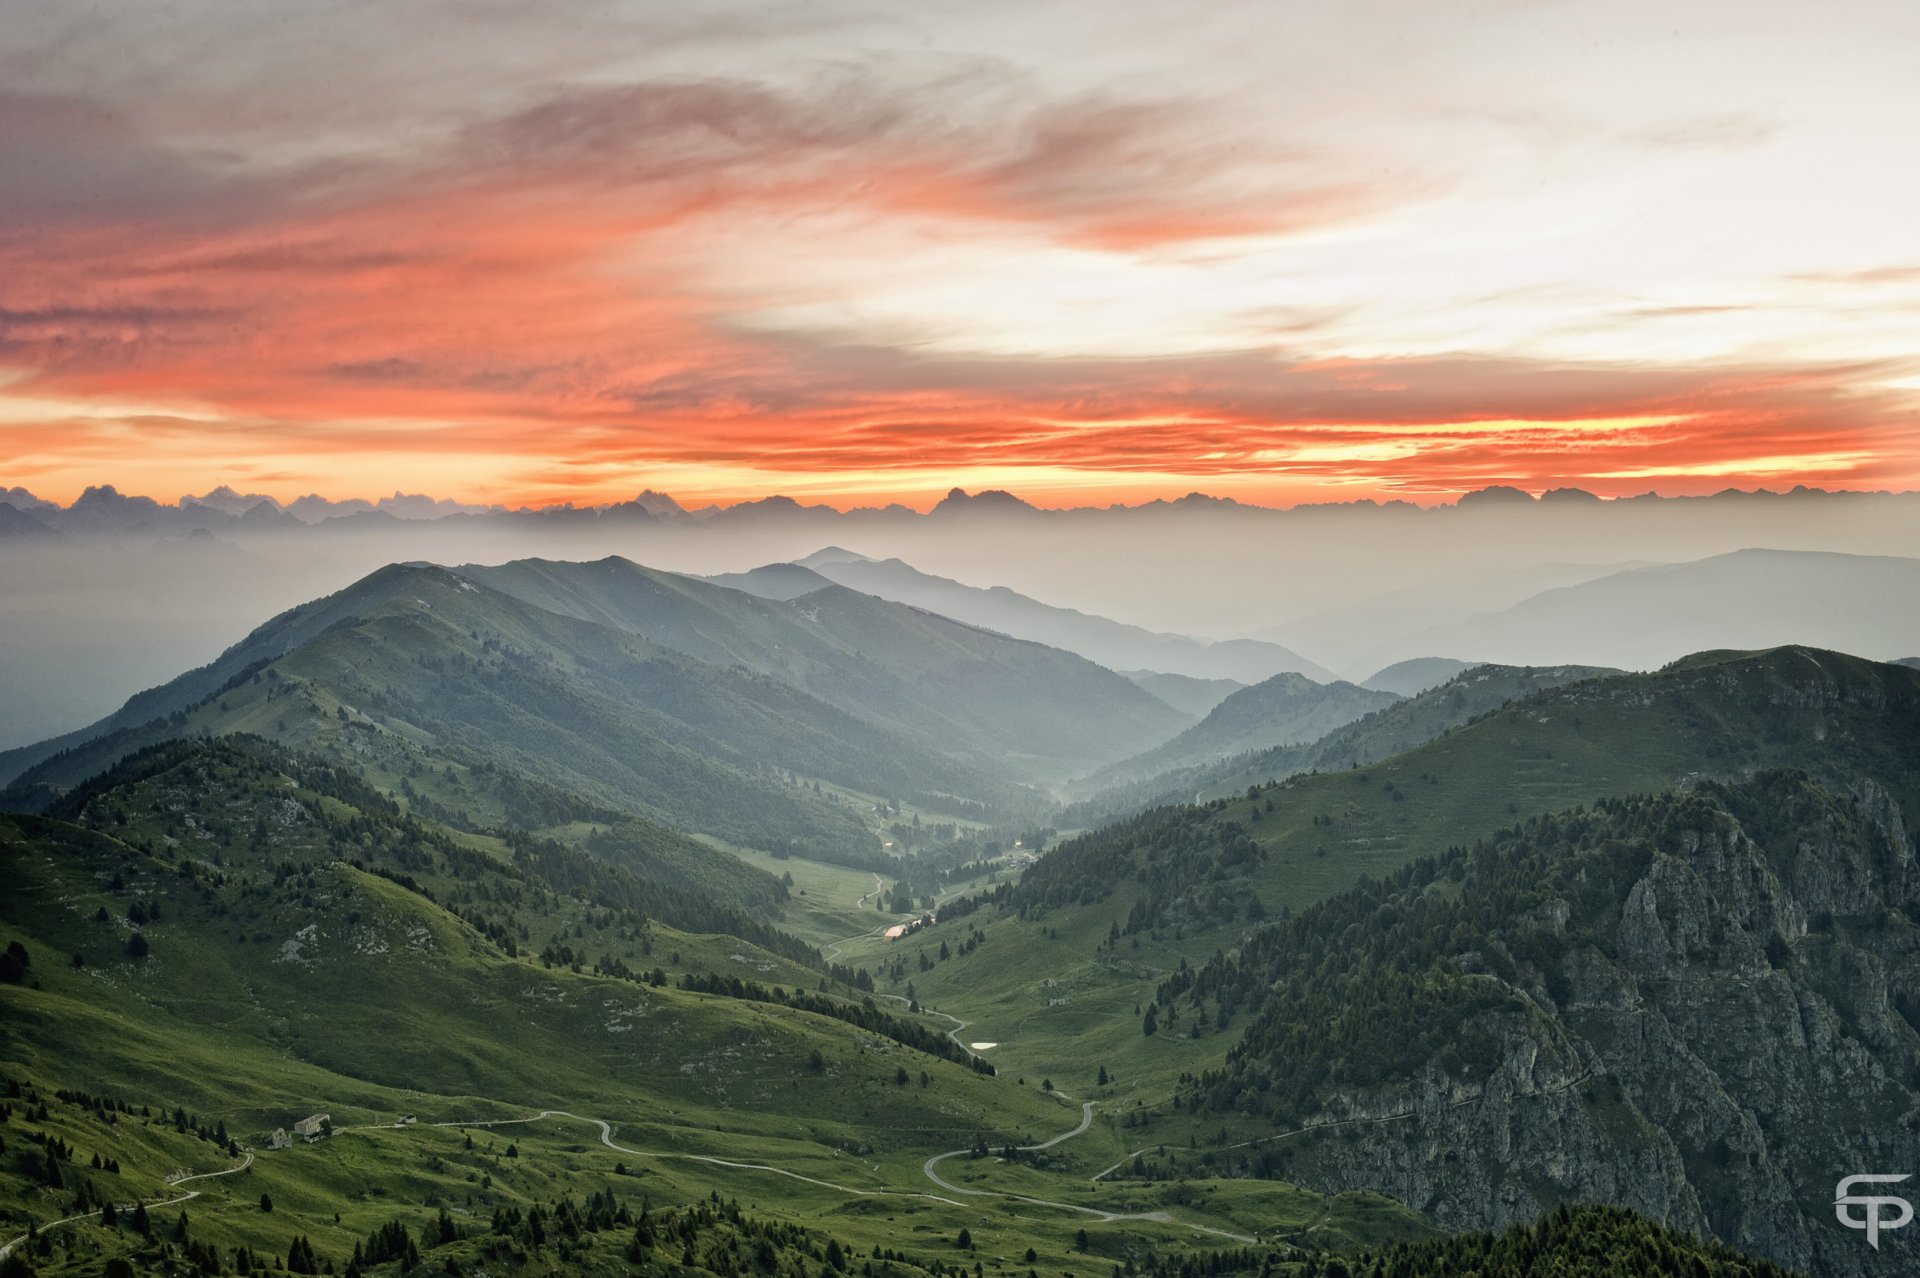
1074 674 1400 794
42 736 802 960
1360 657 1477 696
0 740 1061 1152
1067 662 1620 825
1168 773 1917 1278
0 557 454 787
1 565 993 860
459 556 1188 780
791 551 1337 683
704 561 838 600
1121 671 1246 717
1360 548 1920 672
1022 648 1920 932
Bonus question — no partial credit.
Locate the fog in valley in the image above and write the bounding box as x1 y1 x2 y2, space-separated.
3 484 1915 752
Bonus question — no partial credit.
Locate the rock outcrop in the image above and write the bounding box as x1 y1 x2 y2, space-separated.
1186 771 1920 1277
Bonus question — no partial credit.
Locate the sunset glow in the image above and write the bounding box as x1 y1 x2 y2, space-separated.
3 2 1918 508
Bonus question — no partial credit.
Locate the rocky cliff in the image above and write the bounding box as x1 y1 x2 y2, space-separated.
1177 770 1920 1277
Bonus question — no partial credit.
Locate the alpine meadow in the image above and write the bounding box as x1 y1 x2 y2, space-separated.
4 4 1920 1278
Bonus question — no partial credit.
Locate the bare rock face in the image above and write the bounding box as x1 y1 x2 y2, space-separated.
1211 772 1920 1278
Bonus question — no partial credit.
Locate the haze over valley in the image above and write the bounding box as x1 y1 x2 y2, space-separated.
4 483 1918 752
6 476 1919 1278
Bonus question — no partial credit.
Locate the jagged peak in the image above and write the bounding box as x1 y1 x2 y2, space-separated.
1455 484 1536 507
794 545 875 567
930 487 1039 515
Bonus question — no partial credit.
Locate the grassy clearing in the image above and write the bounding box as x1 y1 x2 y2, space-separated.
2 792 1430 1272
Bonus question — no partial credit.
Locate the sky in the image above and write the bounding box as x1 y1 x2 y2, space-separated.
1 0 1918 510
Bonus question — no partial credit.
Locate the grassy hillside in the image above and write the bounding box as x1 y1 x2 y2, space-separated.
1164 772 1917 1275
1120 672 1245 718
872 647 1920 1170
0 797 1043 1178
39 737 808 963
1358 657 1476 696
0 738 1439 1275
1074 675 1399 795
0 633 1858 1275
460 557 1190 782
790 552 1336 684
1041 648 1920 929
0 565 1020 863
1064 663 1616 827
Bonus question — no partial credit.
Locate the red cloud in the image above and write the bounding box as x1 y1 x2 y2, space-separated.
2 81 1916 508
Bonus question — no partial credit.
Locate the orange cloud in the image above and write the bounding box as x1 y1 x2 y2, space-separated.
2 79 1917 510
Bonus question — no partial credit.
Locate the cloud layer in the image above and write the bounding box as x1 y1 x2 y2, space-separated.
2 1 1917 507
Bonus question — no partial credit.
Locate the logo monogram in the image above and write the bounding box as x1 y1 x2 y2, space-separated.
1837 1173 1914 1249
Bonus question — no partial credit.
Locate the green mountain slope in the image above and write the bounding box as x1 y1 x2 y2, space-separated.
1031 648 1920 931
1359 548 1920 673
1122 670 1246 718
1359 656 1477 696
1074 674 1400 795
1068 663 1617 825
0 739 1023 1117
457 557 1189 783
783 550 1338 684
1 564 1053 861
0 737 1442 1275
871 647 1920 1181
44 736 798 952
1165 772 1916 1277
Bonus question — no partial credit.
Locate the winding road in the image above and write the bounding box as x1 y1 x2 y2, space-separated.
875 992 974 1055
818 915 1254 1241
0 1151 255 1261
8 900 1259 1257
918 1103 1253 1243
350 1098 1255 1244
390 1110 971 1206
820 875 896 963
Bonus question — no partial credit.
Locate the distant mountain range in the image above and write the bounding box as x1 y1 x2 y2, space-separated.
711 549 1337 683
1074 672 1400 794
1349 548 1920 672
1359 657 1478 696
0 557 1194 859
1254 560 1646 669
6 480 1919 756
1119 670 1246 717
1064 661 1614 824
456 556 1187 781
6 481 1917 539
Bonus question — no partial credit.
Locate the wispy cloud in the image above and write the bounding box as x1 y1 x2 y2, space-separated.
2 1 1918 507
